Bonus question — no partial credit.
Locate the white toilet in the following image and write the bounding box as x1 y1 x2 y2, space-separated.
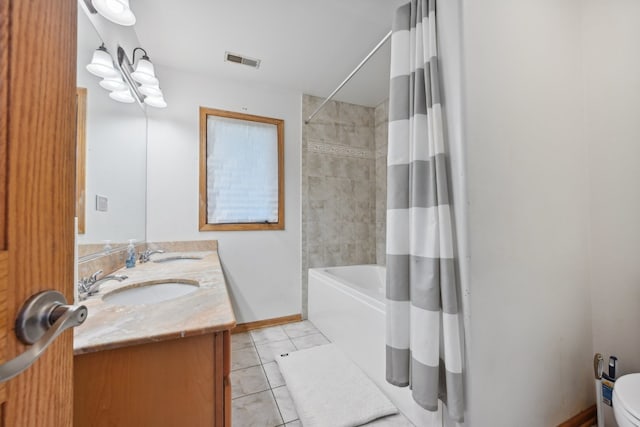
614 374 640 427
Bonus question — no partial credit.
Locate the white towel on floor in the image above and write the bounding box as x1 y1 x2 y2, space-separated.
276 343 398 427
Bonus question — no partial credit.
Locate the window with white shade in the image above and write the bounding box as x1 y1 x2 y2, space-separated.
199 107 284 231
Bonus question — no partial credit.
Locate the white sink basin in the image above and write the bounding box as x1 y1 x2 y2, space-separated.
103 280 199 306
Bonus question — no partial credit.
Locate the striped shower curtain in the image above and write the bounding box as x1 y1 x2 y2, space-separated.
385 0 464 422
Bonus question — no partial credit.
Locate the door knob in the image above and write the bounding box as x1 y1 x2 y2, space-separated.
0 290 87 383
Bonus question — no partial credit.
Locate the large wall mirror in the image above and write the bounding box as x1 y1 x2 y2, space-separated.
76 8 147 260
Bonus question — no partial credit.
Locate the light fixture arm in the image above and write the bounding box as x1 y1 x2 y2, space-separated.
113 45 165 108
131 47 150 64
116 46 145 105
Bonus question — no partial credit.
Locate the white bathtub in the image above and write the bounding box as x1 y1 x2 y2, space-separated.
308 265 442 427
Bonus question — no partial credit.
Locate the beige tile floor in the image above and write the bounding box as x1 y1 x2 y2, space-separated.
230 320 414 427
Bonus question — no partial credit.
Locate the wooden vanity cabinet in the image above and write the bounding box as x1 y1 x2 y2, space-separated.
74 330 231 427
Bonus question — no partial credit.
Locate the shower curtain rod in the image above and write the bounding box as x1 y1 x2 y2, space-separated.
305 30 392 125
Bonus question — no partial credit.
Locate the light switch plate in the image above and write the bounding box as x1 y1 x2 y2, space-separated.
96 195 108 212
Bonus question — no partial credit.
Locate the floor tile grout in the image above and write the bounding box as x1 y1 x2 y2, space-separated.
231 387 271 401
231 362 261 372
268 385 285 425
234 326 305 426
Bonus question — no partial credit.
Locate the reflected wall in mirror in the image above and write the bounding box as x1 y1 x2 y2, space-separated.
77 8 147 259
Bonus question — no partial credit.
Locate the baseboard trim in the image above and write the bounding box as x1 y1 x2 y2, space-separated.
231 314 303 334
557 405 597 427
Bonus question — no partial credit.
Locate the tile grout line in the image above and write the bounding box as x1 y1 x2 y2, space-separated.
231 363 261 373
252 328 287 426
231 333 286 427
230 386 272 401
260 346 286 426
253 327 303 426
268 383 286 426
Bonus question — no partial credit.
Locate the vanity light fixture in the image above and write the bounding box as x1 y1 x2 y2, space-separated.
130 48 159 85
85 44 167 108
86 44 134 104
99 75 128 91
92 0 136 26
86 44 119 78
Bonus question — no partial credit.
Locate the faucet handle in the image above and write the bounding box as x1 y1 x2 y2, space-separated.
145 248 165 255
139 249 165 263
77 278 89 293
90 270 103 282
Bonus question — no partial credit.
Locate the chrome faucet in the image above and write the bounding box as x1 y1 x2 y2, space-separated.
78 270 128 300
139 249 165 263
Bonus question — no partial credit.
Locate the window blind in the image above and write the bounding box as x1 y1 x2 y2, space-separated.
206 116 279 224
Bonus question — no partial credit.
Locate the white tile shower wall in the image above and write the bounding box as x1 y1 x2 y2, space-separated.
301 95 376 316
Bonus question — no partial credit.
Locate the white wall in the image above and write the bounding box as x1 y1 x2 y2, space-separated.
436 1 472 425
146 65 302 323
583 0 640 419
463 1 594 425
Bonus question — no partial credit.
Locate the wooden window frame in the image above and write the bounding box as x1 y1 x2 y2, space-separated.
199 107 285 231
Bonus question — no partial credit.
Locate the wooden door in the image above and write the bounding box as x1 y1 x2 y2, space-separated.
0 0 77 425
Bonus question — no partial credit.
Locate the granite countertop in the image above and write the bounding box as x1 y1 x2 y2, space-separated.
73 251 236 355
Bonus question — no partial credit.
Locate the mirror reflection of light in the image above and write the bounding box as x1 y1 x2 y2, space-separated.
86 45 118 78
92 0 136 26
143 95 167 109
109 89 136 103
139 84 162 98
104 0 125 14
131 58 159 86
99 75 128 92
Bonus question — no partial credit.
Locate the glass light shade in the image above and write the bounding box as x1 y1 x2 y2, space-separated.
139 84 162 98
109 89 135 103
86 47 118 78
144 95 167 108
131 58 158 85
99 75 127 91
92 0 136 26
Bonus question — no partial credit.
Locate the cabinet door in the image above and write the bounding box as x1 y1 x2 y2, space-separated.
75 334 218 426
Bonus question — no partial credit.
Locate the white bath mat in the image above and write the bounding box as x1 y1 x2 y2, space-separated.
275 343 398 427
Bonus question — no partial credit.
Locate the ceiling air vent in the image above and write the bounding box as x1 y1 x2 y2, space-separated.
224 52 261 69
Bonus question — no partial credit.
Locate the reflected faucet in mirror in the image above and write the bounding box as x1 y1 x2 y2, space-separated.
78 270 128 301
